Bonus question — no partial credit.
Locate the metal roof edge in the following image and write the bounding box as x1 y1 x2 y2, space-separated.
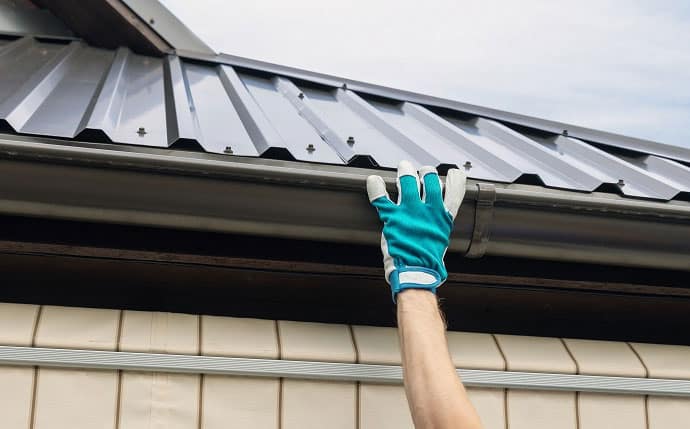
0 134 689 272
177 50 690 164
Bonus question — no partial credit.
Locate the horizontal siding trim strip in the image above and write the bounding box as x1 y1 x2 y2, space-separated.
1 346 689 397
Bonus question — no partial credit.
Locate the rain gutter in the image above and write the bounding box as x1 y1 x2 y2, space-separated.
0 135 689 271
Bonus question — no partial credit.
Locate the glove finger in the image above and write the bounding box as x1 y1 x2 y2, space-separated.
367 175 391 202
443 168 467 219
367 175 396 216
397 160 420 205
419 165 442 206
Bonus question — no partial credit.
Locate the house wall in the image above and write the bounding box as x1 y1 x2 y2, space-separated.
1 302 690 428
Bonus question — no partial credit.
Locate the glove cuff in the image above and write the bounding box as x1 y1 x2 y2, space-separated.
390 267 443 302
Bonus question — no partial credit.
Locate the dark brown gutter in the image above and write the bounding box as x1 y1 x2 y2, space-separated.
0 134 689 271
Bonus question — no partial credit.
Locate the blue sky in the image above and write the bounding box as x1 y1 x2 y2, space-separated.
161 0 690 149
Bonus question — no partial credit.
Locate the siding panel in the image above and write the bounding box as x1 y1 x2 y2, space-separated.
467 388 505 429
351 325 401 365
448 332 505 370
201 315 278 359
360 384 414 429
282 380 356 429
32 306 120 429
494 335 577 374
507 390 577 429
0 366 35 429
0 303 39 346
578 393 646 429
33 368 119 429
498 335 577 429
118 372 199 429
118 310 200 429
278 320 355 363
278 321 356 429
202 375 279 429
648 397 690 429
630 343 690 379
563 338 646 377
34 306 120 351
119 310 199 354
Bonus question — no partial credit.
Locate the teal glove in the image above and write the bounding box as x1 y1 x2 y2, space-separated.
367 161 466 301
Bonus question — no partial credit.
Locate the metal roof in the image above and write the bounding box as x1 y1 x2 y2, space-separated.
1 36 689 201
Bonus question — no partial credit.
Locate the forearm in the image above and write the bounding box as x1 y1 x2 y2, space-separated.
397 289 483 429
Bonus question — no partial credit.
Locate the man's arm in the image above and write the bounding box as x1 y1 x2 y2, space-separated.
366 160 483 429
398 289 483 429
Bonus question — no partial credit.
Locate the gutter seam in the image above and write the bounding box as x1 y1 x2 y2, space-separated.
465 183 496 258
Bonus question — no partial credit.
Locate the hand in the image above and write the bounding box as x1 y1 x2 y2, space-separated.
366 161 466 301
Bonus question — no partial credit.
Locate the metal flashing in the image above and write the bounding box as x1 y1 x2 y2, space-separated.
1 346 690 397
465 183 496 258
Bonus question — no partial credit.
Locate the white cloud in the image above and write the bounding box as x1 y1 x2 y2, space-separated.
161 0 690 148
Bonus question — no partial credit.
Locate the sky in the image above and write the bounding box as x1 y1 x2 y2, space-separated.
160 0 690 149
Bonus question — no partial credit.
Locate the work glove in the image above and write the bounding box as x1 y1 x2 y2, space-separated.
367 160 466 301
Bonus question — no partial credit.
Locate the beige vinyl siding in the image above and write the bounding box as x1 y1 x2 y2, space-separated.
118 310 200 429
200 316 280 428
630 343 690 429
360 383 414 429
564 338 647 429
33 306 120 429
279 321 357 429
1 303 690 429
497 334 577 429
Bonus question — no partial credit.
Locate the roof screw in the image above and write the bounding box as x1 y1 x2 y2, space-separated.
149 18 155 24
346 136 355 145
306 143 316 153
617 179 625 187
298 92 304 99
137 127 147 136
463 161 472 170
342 83 348 89
562 129 569 136
224 146 233 154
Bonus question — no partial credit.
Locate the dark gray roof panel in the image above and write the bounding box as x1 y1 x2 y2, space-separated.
0 36 688 201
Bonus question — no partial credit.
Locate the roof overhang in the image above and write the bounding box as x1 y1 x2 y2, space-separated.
2 133 689 272
31 0 213 56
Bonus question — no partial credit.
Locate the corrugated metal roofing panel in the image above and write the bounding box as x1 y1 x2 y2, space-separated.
0 36 688 201
206 51 690 166
182 61 255 154
241 74 343 163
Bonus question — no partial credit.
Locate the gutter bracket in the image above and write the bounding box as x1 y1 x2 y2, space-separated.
465 183 496 258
